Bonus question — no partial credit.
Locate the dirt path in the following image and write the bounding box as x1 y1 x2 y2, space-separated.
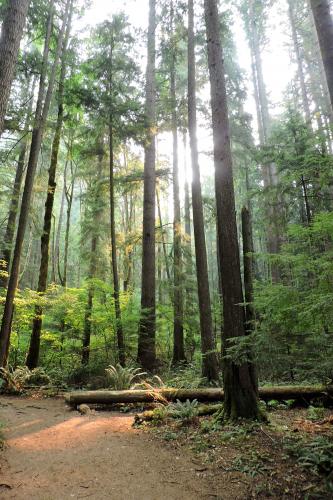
0 397 224 500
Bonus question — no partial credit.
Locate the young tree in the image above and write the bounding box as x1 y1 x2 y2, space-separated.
204 0 260 418
0 0 30 136
188 0 219 381
138 0 157 371
169 0 185 365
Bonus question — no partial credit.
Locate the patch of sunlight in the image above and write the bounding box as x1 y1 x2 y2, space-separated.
7 415 135 451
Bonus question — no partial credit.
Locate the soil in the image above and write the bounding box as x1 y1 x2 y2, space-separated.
0 396 244 500
148 407 333 499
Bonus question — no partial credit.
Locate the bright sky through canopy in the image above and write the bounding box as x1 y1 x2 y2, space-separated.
81 0 293 121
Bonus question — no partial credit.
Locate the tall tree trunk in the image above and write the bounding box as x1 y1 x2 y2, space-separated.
63 152 75 288
204 0 259 419
183 131 195 359
82 153 104 365
188 0 219 382
109 123 125 367
170 1 185 365
307 2 333 125
183 133 191 245
0 78 36 288
310 0 333 111
53 175 66 283
82 243 96 366
247 0 281 281
138 0 157 371
241 207 255 333
288 0 312 123
0 0 30 136
156 186 171 284
0 0 70 367
26 0 73 370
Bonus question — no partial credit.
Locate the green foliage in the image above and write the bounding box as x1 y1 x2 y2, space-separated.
169 399 199 421
105 364 147 390
0 366 50 392
306 406 326 422
232 451 273 478
254 212 333 383
286 437 333 491
163 364 207 389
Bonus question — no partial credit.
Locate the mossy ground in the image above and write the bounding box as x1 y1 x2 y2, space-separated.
144 406 333 498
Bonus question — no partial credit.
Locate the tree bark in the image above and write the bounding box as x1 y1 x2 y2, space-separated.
138 0 157 371
170 1 185 365
156 186 171 284
241 205 259 396
53 175 66 283
82 152 104 365
247 0 281 281
65 385 333 407
26 0 73 370
288 0 312 123
63 150 75 288
109 123 126 367
0 0 30 136
204 0 259 419
0 0 67 367
0 78 36 288
188 0 219 382
241 207 255 331
310 0 333 112
183 131 195 360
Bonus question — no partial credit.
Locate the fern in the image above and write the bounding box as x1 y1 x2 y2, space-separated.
169 399 199 421
105 364 147 390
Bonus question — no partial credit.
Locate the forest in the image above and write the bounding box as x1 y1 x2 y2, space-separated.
0 0 333 498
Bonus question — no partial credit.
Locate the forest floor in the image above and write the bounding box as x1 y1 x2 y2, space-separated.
0 395 243 500
0 395 332 499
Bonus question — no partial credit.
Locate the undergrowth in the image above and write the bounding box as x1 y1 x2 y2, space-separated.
286 436 333 494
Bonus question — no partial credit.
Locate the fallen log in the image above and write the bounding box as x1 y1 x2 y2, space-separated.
65 385 333 407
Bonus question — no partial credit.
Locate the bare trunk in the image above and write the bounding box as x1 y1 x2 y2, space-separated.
0 0 30 136
53 176 66 283
170 2 185 364
288 0 312 122
156 187 171 283
204 0 259 419
188 0 219 382
0 149 25 288
138 0 157 371
247 0 281 281
63 153 75 288
310 0 333 111
109 123 125 367
82 153 103 365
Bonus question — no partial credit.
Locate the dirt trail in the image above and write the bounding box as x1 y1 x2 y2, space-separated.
0 397 225 500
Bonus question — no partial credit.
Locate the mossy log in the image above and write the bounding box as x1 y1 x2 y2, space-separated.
65 385 333 407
